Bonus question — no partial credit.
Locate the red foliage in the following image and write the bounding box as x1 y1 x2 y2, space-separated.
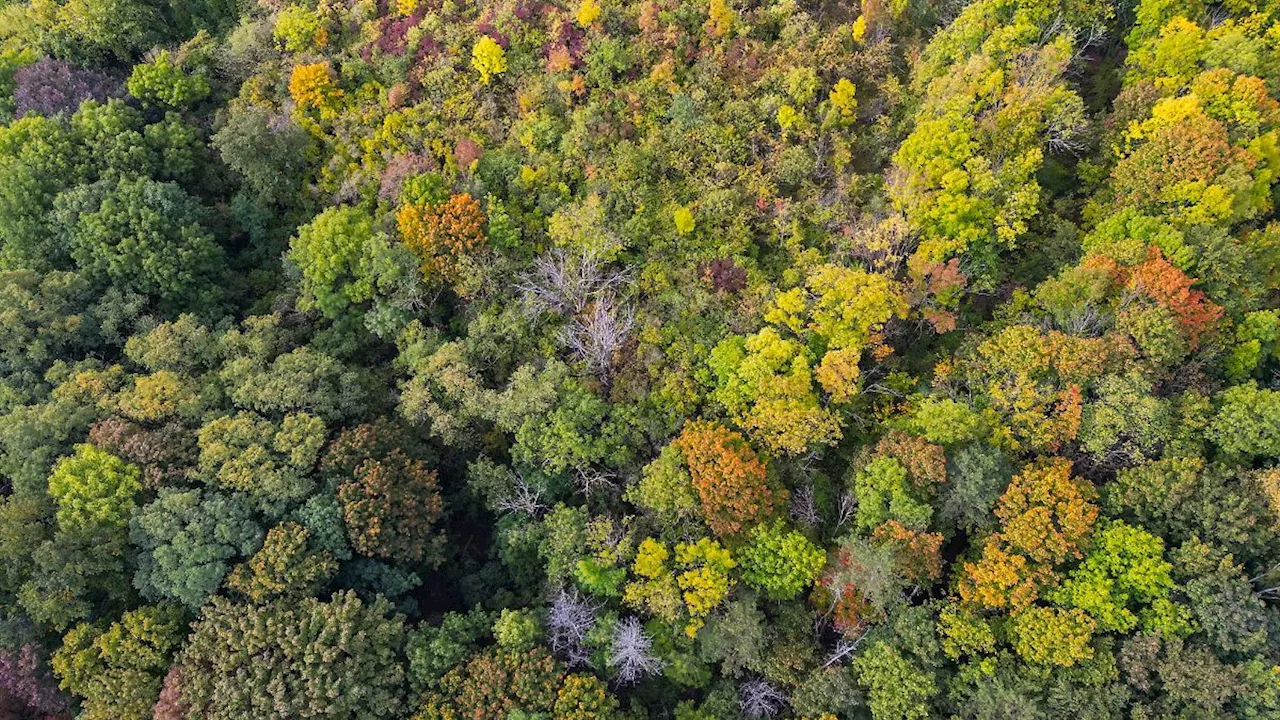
88 417 195 488
151 665 188 720
701 258 747 294
872 520 943 585
874 431 946 490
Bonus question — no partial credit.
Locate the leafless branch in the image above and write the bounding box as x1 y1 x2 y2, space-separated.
739 679 787 719
495 473 547 517
791 484 820 528
558 296 636 380
548 588 599 668
608 616 662 684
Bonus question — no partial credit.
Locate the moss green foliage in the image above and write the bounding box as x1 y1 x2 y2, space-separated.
0 0 1277 718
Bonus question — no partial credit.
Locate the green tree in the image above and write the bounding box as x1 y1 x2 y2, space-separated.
130 487 262 607
53 177 223 312
179 591 408 719
853 642 937 720
126 51 209 109
1210 381 1280 458
51 603 185 720
46 443 140 536
737 521 825 600
288 206 380 320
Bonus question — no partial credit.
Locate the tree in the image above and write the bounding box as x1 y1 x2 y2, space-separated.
196 411 325 510
471 36 507 84
405 608 493 693
13 58 118 118
814 536 904 632
623 537 736 637
289 62 342 112
288 206 380 320
325 420 445 566
417 647 563 720
51 603 185 720
53 177 223 312
179 591 408 719
1210 382 1280 458
396 193 486 283
676 420 786 537
553 673 618 720
852 456 933 532
626 441 700 528
46 443 140 536
220 345 370 422
211 105 312 204
125 51 209 109
1104 458 1278 568
608 616 661 684
853 642 937 720
937 443 1010 534
1006 606 1096 667
958 459 1099 610
1050 521 1184 635
225 521 337 602
992 458 1098 566
130 488 262 607
709 330 842 455
28 0 165 63
737 521 825 600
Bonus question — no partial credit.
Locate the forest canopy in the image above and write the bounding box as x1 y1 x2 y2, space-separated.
0 0 1279 718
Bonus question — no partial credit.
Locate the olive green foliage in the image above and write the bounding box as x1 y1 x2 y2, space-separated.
178 591 408 719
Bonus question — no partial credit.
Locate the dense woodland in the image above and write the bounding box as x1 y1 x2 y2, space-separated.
0 0 1278 717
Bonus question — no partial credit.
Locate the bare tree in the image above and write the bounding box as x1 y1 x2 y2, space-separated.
790 484 820 528
517 247 630 316
495 473 547 517
559 296 636 379
574 466 620 500
739 679 787 719
608 616 662 684
547 588 598 667
835 490 856 530
822 625 872 668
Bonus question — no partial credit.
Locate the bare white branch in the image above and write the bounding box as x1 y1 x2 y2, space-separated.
739 679 787 719
608 616 662 684
548 588 598 668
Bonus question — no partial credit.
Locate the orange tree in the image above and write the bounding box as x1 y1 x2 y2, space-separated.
675 420 786 538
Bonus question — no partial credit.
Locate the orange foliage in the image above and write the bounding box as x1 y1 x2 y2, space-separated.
958 459 1098 611
995 458 1098 565
396 193 486 281
676 420 786 537
1126 248 1224 348
958 543 1047 611
873 520 943 585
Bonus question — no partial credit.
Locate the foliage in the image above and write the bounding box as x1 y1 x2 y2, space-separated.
676 420 785 537
46 443 140 536
737 521 826 600
0 0 1275 717
179 591 407 719
130 487 262 607
51 603 185 720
